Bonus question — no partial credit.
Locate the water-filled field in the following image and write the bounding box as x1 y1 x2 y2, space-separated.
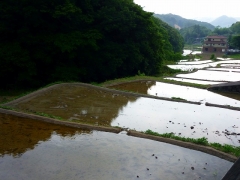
0 114 233 180
5 84 240 146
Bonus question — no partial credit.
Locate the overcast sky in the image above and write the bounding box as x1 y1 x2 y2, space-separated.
134 0 240 21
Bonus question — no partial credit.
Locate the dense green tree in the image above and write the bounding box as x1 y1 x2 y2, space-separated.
180 25 211 44
0 0 183 89
230 22 240 34
230 35 240 49
212 26 231 36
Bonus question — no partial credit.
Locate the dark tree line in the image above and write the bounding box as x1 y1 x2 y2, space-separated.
0 0 184 89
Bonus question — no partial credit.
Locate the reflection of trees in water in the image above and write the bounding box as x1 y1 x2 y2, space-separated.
109 80 156 94
216 92 240 101
0 113 91 157
8 84 141 126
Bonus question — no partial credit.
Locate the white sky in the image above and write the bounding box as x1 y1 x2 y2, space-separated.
134 0 240 20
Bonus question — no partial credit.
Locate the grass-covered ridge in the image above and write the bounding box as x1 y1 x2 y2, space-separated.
145 129 240 157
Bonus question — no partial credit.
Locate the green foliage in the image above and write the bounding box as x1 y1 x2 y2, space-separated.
212 26 231 36
160 65 184 76
231 35 240 49
180 25 212 44
1 0 184 89
210 54 215 60
230 22 240 34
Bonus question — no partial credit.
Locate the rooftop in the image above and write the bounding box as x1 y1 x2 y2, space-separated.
205 35 227 39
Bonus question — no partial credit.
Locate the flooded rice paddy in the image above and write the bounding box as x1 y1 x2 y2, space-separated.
164 78 225 85
0 114 233 180
176 70 240 82
5 84 240 146
177 60 213 65
167 60 240 71
108 81 240 106
206 68 240 72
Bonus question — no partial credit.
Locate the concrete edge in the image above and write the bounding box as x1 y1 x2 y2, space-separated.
205 102 240 111
0 108 121 134
3 82 201 106
127 130 238 163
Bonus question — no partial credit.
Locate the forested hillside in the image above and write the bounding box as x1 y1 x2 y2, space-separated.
180 25 211 44
154 14 215 30
0 0 183 89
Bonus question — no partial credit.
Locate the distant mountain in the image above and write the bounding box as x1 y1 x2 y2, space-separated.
211 15 237 27
193 17 215 23
154 13 215 30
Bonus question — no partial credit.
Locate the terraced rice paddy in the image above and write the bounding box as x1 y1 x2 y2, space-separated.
3 83 240 146
1 57 240 179
0 114 233 180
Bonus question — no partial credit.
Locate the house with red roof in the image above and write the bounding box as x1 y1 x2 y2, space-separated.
202 35 228 54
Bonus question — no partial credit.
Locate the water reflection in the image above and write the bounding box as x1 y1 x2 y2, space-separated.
207 68 240 72
176 70 240 82
0 114 233 180
111 97 240 146
168 60 240 71
0 113 91 157
7 84 138 126
109 81 240 106
216 92 240 101
164 77 225 85
5 84 240 145
108 81 156 94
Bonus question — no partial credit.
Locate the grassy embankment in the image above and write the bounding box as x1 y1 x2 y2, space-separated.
145 130 240 158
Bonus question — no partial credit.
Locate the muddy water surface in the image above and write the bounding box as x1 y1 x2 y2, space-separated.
108 81 240 106
0 114 233 180
6 84 240 146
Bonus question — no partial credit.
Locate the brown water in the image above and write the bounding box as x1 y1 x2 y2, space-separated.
0 114 233 180
7 84 240 146
108 81 240 106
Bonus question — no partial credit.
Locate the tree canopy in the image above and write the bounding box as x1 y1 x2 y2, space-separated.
179 25 211 44
0 0 183 89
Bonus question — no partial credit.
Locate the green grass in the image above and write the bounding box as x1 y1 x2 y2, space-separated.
228 54 240 59
34 111 63 120
144 129 240 157
171 97 187 101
